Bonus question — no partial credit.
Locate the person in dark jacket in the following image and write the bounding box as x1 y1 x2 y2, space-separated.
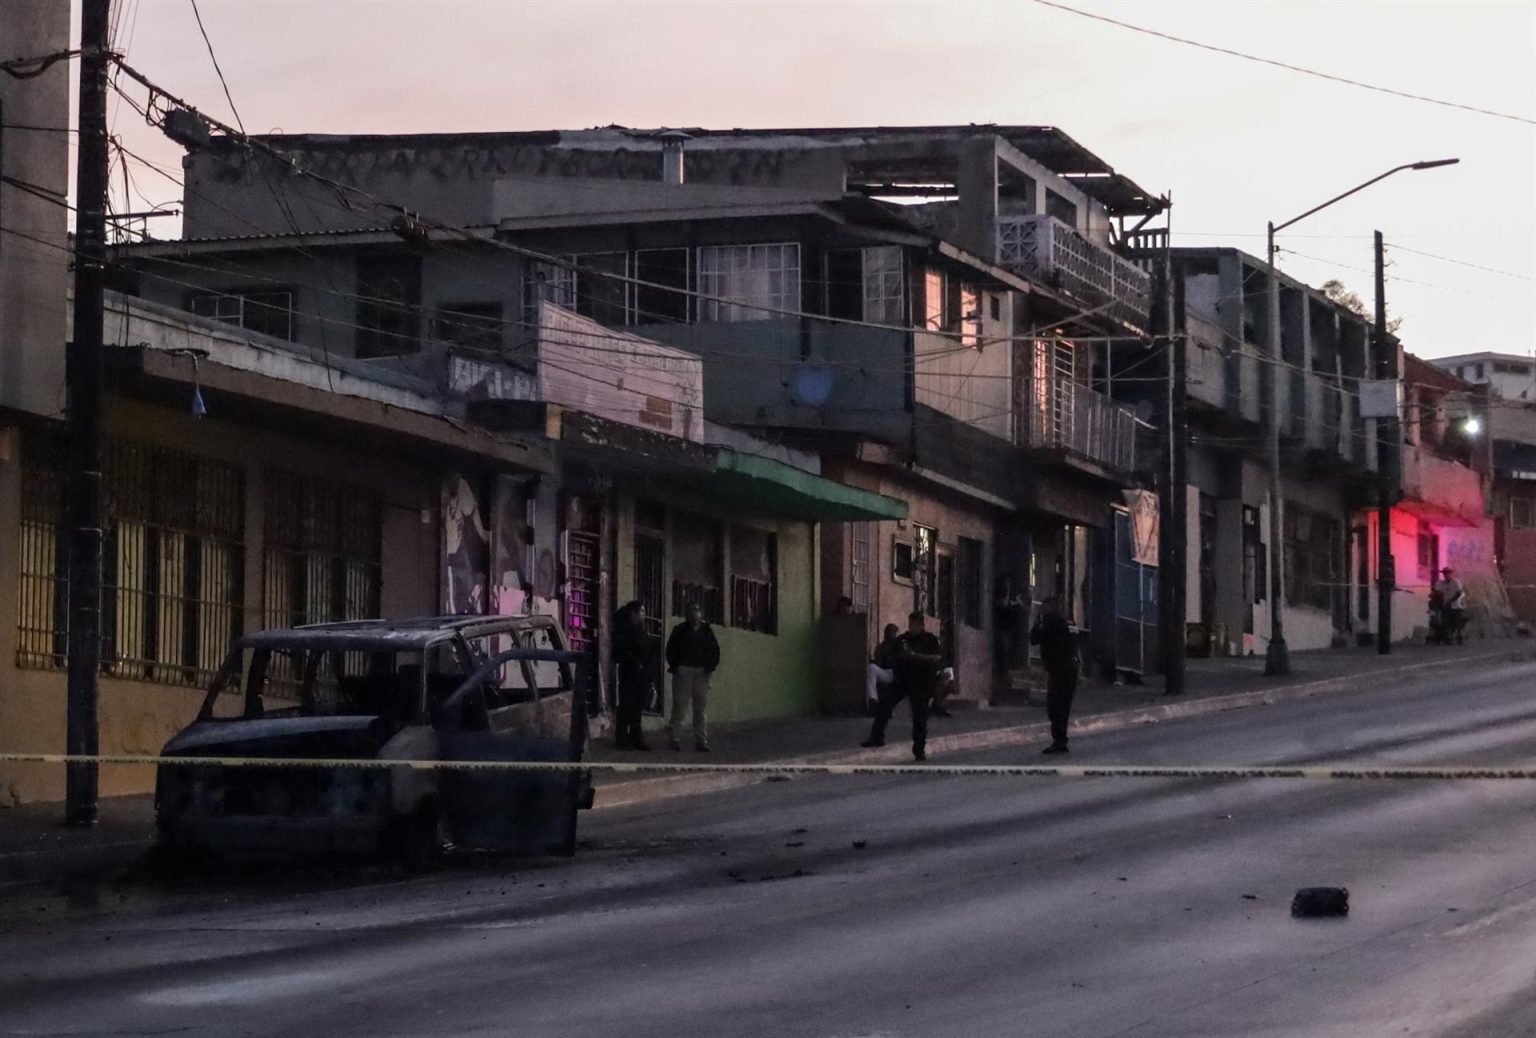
861 611 944 760
665 603 720 752
1030 596 1079 754
612 600 652 751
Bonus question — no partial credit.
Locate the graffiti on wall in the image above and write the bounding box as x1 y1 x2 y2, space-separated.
442 475 490 615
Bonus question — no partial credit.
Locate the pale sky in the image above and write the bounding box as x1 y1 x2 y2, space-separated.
95 0 1536 358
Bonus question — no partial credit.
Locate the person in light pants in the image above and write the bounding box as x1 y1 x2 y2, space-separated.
866 623 901 709
666 603 721 752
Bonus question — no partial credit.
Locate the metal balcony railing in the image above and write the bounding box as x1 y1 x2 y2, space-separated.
996 214 1152 329
1019 375 1139 473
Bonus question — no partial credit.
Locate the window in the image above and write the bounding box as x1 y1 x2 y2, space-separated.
356 255 422 357
17 429 68 671
862 246 905 325
957 536 983 628
434 303 503 352
522 259 577 328
697 243 799 323
190 288 294 341
1283 504 1339 612
1474 363 1485 380
17 431 246 686
729 525 777 634
913 524 938 617
959 284 981 348
633 248 690 324
1495 361 1530 376
1416 521 1439 581
262 469 382 695
892 536 914 585
575 252 629 326
671 511 724 624
1045 188 1079 229
989 294 1002 322
1512 497 1534 530
924 268 948 331
849 522 872 614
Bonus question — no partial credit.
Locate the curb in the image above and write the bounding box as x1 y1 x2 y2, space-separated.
0 837 150 889
593 644 1536 810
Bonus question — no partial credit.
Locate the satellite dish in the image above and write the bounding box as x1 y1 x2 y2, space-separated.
790 364 834 407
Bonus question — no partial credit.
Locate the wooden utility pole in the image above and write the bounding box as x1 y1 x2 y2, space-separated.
65 0 111 827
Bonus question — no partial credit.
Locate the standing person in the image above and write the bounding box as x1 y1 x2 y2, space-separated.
861 611 944 761
1436 567 1468 644
1030 596 1079 755
612 600 652 751
994 575 1026 680
665 603 720 752
866 623 901 710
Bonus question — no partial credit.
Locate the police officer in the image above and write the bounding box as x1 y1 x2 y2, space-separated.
1030 596 1079 755
861 611 944 761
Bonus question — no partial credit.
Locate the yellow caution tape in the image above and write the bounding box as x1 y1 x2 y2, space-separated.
1 752 1535 781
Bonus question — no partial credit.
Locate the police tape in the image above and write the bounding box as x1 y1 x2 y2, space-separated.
2 751 1536 782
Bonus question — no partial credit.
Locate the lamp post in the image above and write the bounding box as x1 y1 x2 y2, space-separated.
1263 159 1458 676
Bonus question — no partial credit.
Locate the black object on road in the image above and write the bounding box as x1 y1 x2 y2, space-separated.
1291 887 1350 917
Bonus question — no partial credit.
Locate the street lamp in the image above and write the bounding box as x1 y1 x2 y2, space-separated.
1263 158 1459 676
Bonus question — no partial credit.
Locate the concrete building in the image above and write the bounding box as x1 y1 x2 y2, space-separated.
1144 248 1390 656
0 0 70 421
1428 352 1536 401
1392 356 1502 641
119 123 1168 698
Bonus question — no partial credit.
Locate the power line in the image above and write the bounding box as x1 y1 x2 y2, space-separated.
188 0 244 134
1385 244 1536 284
1028 0 1536 128
105 62 1151 353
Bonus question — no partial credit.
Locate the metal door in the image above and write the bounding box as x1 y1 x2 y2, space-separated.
437 643 590 858
633 530 666 713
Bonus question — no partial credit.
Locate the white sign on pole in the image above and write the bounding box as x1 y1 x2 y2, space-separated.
1359 380 1402 420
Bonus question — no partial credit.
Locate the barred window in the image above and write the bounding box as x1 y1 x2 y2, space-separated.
17 430 68 670
1283 505 1339 612
262 470 381 629
729 524 777 635
262 470 382 697
17 431 246 688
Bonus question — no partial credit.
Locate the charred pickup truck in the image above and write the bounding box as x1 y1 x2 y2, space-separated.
155 614 595 867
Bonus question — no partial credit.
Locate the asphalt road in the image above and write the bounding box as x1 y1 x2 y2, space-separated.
6 659 1536 1037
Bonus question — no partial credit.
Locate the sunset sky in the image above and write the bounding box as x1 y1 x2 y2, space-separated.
93 0 1535 358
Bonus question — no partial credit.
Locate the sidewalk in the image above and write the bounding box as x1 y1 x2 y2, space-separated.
4 636 1532 887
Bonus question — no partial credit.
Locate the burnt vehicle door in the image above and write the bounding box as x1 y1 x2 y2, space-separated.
434 635 590 857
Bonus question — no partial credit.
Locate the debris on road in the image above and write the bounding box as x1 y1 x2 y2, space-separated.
1291 887 1349 917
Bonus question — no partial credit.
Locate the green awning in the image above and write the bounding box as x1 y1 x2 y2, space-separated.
661 449 907 522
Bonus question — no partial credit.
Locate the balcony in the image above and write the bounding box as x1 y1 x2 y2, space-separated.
1019 375 1138 475
997 214 1152 330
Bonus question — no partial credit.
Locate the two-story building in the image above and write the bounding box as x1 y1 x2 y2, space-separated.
119 123 1169 697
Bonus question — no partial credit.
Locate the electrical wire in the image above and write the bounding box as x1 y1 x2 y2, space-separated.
1028 0 1536 128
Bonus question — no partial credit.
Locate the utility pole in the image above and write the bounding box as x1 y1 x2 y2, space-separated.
1374 230 1395 655
65 0 111 827
1264 222 1290 675
1165 274 1189 695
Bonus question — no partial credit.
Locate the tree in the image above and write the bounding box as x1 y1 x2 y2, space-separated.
1321 279 1403 336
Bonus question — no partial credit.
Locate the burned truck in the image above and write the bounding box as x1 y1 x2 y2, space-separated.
155 614 595 867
